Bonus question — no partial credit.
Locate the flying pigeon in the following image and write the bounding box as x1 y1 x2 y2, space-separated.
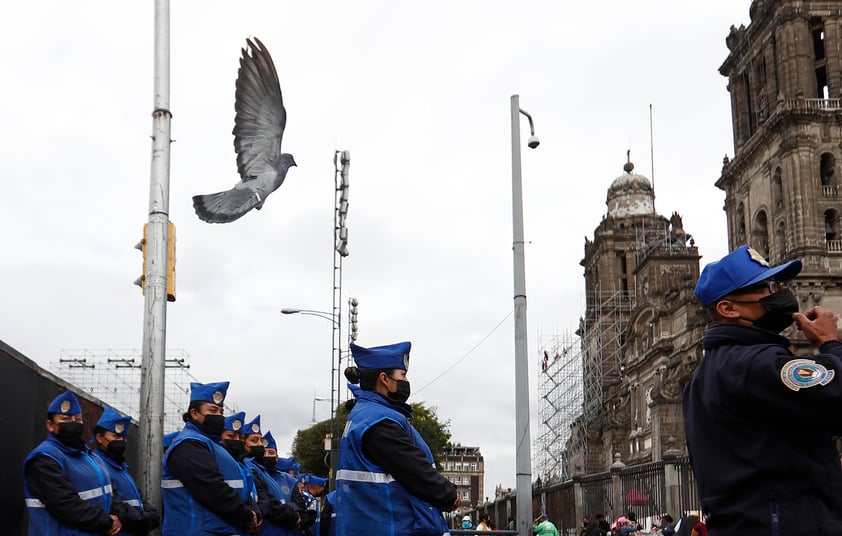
192 38 296 223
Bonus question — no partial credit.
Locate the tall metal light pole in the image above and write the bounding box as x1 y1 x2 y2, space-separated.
511 94 539 536
137 0 172 512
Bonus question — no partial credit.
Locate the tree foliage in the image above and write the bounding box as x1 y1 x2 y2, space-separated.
291 398 451 477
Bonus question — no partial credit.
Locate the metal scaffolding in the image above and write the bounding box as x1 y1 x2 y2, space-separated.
535 328 583 484
536 286 635 480
50 348 230 433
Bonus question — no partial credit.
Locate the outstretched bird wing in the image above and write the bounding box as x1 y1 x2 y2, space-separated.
233 37 286 181
192 37 292 223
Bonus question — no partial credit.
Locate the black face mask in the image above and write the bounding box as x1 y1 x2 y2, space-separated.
222 439 246 461
753 288 799 333
197 413 225 437
55 421 85 449
105 439 127 461
260 457 278 472
248 445 265 460
387 379 411 403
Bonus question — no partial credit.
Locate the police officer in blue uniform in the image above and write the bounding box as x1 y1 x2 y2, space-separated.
92 407 161 535
267 441 299 505
23 390 123 536
685 245 842 535
335 341 459 536
300 474 328 536
162 381 262 535
242 418 301 535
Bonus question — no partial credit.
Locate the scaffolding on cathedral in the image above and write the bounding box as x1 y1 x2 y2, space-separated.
50 348 206 433
536 285 635 480
535 328 583 484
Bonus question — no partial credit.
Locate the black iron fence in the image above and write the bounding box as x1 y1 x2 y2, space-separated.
477 456 699 535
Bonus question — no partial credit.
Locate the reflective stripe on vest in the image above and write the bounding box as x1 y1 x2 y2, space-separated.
78 484 112 501
161 479 183 489
336 469 395 484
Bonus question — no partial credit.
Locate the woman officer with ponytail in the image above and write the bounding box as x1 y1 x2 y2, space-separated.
333 341 459 536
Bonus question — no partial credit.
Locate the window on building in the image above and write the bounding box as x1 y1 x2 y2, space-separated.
454 476 461 484
821 153 836 186
462 490 470 501
772 167 783 210
470 463 477 472
812 19 829 98
447 462 453 471
825 209 839 241
752 210 769 257
455 463 462 471
775 222 786 263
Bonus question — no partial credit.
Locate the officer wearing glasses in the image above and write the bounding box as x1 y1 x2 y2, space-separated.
684 246 842 535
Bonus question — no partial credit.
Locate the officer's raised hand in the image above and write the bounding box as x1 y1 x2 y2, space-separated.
794 306 840 346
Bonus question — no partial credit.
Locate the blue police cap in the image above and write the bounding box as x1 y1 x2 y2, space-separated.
224 411 246 433
264 431 277 450
277 455 295 470
695 245 802 307
302 474 328 487
350 341 411 371
48 390 82 416
190 381 229 406
243 414 261 436
163 431 179 449
96 407 132 437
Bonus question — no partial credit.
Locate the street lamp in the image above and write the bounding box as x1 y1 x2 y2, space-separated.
281 308 339 326
510 94 538 536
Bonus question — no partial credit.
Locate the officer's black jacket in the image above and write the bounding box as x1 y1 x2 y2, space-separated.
24 454 117 533
683 323 842 535
360 397 457 510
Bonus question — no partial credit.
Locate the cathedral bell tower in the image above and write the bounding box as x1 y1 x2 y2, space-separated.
718 0 842 325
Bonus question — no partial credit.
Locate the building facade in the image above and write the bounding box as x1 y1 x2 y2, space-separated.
717 0 842 341
537 0 842 487
572 159 705 476
441 445 484 518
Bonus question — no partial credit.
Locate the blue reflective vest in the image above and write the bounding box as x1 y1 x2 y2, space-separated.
247 458 296 536
23 435 114 536
335 390 450 536
92 449 144 512
270 470 298 503
161 422 250 535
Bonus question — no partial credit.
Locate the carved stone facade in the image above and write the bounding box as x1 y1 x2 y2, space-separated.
575 160 706 474
718 0 842 352
568 0 842 475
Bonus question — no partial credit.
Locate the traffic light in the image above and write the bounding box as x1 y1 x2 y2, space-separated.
134 222 176 302
349 297 359 342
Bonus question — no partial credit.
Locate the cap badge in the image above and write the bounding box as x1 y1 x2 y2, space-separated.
403 354 410 370
781 358 834 391
212 391 223 404
60 400 71 414
262 438 269 447
747 247 770 267
252 423 259 433
115 422 125 434
233 420 242 431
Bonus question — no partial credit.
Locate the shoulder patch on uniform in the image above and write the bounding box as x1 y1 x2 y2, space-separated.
780 358 835 391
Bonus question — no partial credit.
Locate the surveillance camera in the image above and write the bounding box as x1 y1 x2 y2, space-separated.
527 135 540 149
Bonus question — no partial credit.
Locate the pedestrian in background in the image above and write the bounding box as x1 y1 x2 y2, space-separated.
685 246 842 535
532 513 558 536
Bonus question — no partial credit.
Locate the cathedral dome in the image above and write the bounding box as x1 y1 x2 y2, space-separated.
606 159 654 217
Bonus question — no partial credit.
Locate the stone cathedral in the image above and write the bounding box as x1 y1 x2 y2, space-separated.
566 0 842 475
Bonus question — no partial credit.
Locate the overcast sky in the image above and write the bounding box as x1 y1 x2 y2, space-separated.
1 1 750 493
